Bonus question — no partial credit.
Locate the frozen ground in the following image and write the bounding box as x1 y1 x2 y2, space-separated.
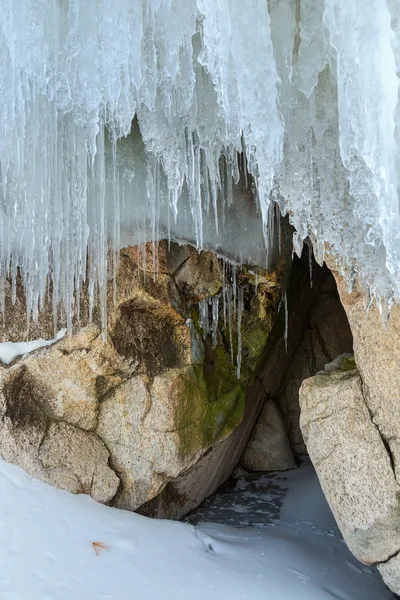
0 459 393 599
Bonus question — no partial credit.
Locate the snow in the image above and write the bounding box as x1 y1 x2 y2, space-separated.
0 458 393 599
0 1 400 329
0 329 66 365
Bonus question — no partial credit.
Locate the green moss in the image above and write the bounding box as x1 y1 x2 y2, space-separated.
339 356 357 371
240 315 271 371
202 384 245 445
172 366 209 433
175 268 280 461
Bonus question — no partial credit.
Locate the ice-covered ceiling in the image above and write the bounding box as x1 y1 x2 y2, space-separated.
0 0 399 326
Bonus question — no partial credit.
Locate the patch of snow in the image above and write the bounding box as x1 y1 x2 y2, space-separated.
0 329 67 365
0 459 393 599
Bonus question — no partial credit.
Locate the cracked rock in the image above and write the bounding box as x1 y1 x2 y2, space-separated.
300 355 400 572
0 364 119 503
39 421 119 503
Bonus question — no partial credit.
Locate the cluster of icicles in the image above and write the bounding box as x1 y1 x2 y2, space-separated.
0 0 399 331
198 262 245 378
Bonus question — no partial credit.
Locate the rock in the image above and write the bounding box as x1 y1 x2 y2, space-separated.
23 325 134 430
96 375 166 510
299 355 400 568
0 241 284 514
0 364 47 476
378 555 400 596
333 273 400 488
170 245 223 302
39 422 119 503
241 400 295 471
97 364 247 512
0 364 119 503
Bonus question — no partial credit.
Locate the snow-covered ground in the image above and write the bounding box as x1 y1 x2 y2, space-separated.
0 459 393 599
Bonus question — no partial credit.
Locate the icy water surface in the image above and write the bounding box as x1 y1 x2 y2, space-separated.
185 465 399 599
185 470 287 528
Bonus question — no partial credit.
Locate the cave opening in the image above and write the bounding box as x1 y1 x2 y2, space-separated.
137 244 354 521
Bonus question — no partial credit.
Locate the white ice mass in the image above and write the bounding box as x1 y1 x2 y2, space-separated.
0 0 399 326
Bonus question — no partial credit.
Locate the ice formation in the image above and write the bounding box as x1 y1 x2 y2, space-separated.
0 0 399 329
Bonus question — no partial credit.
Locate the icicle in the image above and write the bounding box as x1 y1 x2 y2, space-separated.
227 282 234 364
222 260 227 332
283 290 288 353
198 299 209 340
306 239 313 289
232 265 237 321
211 295 220 349
236 286 244 379
0 0 399 333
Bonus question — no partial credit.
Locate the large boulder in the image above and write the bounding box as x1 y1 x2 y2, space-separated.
241 400 295 471
0 241 284 514
300 355 400 594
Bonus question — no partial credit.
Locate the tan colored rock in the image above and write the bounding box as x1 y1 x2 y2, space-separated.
378 554 400 595
23 325 134 430
0 364 119 503
0 364 47 475
300 355 400 566
110 303 191 378
334 275 400 487
241 400 295 471
97 365 245 512
96 375 167 510
39 422 119 503
170 245 223 302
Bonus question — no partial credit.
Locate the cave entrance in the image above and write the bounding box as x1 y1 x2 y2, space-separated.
138 246 354 520
243 248 354 469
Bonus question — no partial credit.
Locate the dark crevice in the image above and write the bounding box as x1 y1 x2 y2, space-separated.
378 545 400 566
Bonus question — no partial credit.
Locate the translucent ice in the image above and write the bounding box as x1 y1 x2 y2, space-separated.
0 0 399 329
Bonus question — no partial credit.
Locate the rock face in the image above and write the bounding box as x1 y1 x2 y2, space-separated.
0 240 283 513
328 273 400 595
300 354 400 595
241 400 295 471
0 364 119 503
333 273 400 487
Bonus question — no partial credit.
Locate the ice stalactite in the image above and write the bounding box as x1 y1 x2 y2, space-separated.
198 260 244 378
277 287 289 354
0 0 399 329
